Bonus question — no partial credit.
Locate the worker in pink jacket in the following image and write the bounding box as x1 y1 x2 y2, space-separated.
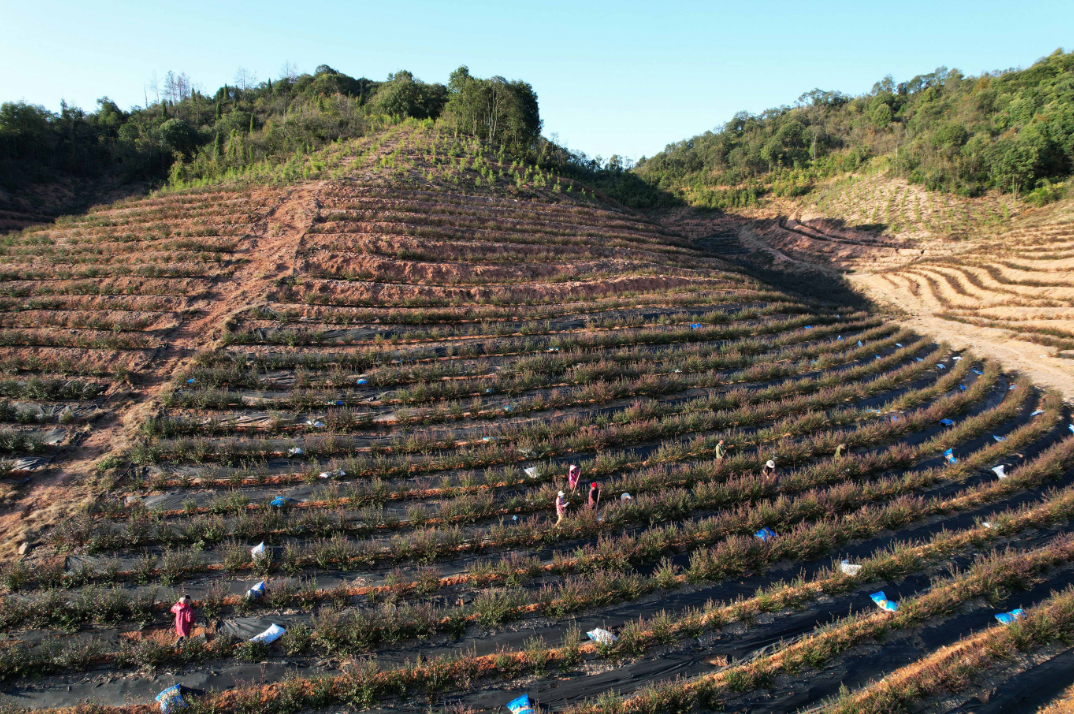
171 595 194 646
567 464 580 491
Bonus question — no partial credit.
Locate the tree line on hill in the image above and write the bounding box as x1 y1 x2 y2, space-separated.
0 64 542 191
630 49 1074 209
5 50 1074 214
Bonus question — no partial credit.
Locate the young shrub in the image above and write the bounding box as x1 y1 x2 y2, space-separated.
236 638 270 662
524 634 549 676
281 622 313 655
281 542 303 575
472 588 521 628
133 550 157 585
650 610 677 645
264 578 298 609
221 538 250 573
1 560 32 591
201 579 229 620
559 623 583 671
415 565 442 595
653 558 681 590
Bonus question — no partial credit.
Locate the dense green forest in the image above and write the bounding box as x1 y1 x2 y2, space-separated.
0 64 543 193
630 49 1074 209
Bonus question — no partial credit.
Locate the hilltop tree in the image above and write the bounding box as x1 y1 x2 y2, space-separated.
441 66 541 156
369 71 448 119
233 67 258 93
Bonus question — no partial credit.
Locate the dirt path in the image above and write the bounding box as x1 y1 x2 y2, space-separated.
851 272 1074 399
0 182 323 559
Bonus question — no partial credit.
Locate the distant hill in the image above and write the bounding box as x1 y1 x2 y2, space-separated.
633 48 1074 210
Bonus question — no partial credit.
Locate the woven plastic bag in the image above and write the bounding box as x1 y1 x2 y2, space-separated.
156 684 186 713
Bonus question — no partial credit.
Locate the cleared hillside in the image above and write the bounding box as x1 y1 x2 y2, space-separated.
2 126 1074 714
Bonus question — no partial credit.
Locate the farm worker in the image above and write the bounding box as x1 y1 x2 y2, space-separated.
761 460 777 483
834 443 847 459
588 482 601 510
555 491 569 524
171 595 194 646
714 439 726 460
568 464 581 491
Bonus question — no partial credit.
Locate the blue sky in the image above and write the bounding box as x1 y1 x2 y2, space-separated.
1 0 1071 161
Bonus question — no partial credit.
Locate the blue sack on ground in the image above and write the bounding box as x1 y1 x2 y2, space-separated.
506 694 535 714
689 323 702 330
945 448 958 464
246 580 266 600
755 527 776 541
870 591 898 612
270 496 292 508
356 378 368 385
940 418 954 427
995 608 1024 625
156 684 186 712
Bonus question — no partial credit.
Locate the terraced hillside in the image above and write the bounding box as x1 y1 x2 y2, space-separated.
3 128 1074 714
850 197 1074 350
699 172 1074 400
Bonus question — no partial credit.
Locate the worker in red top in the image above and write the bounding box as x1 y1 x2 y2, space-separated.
171 595 194 646
587 482 601 510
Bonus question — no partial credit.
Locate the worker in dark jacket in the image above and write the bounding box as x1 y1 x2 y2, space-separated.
587 482 601 510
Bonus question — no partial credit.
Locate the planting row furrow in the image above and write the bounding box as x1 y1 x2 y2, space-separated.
559 528 1074 714
142 346 961 490
146 339 944 467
